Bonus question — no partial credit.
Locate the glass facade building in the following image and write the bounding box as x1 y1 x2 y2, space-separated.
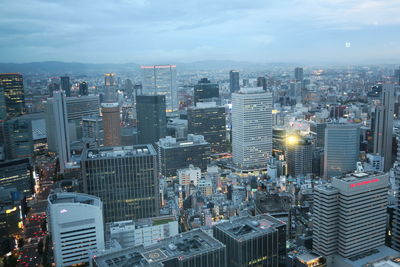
0 73 25 118
0 158 33 195
141 65 177 113
229 70 240 93
2 117 33 160
193 78 219 105
81 145 159 223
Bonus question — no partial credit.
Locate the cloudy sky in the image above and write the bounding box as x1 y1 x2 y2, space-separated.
1 0 400 64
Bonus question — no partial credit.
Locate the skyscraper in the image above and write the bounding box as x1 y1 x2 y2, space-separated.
104 73 116 102
324 123 360 178
313 172 388 261
2 116 34 160
229 70 240 93
141 65 177 113
256 76 267 90
79 81 89 96
60 76 71 97
294 67 304 81
48 192 105 267
213 214 286 267
193 78 219 105
101 103 121 147
373 83 395 171
285 136 313 177
0 158 33 195
0 73 25 118
81 145 159 222
392 137 400 251
187 102 226 153
136 95 167 145
44 91 71 173
232 88 272 168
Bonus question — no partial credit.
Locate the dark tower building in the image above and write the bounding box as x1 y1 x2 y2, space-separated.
229 70 240 93
294 67 304 81
256 76 267 90
193 78 219 105
0 73 25 118
60 76 71 97
188 102 226 153
136 95 167 144
82 145 159 223
79 81 89 96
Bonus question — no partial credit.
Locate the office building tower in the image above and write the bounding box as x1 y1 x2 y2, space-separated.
79 81 89 96
44 91 71 173
285 136 313 177
104 73 116 87
0 158 33 195
0 86 6 121
108 216 178 249
177 164 201 186
104 73 116 102
65 95 100 121
193 78 219 105
256 76 267 90
156 135 211 177
373 84 395 171
232 88 273 168
229 70 240 93
136 95 167 144
295 67 304 81
60 76 71 97
188 102 226 153
92 229 226 267
82 115 103 144
213 214 286 267
82 145 159 223
392 137 400 251
101 103 121 147
310 122 326 148
2 117 33 160
394 68 400 84
0 73 25 118
141 65 177 113
313 172 388 260
324 123 360 178
48 192 105 267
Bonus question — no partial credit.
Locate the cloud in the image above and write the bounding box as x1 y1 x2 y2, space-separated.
0 0 399 63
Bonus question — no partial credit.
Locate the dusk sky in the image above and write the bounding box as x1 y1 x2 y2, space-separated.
1 0 400 64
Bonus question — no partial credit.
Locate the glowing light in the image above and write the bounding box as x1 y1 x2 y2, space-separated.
6 207 17 214
350 178 379 188
272 109 279 114
286 135 299 146
60 209 68 214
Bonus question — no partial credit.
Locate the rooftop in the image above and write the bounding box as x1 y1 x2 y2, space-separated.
214 215 285 241
93 229 225 267
85 144 156 160
48 192 101 207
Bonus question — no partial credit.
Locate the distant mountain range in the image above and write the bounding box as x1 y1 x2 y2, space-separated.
0 60 295 74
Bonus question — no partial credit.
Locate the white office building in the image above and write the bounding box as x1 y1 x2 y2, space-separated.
47 192 105 267
177 164 201 186
232 87 272 168
313 171 388 262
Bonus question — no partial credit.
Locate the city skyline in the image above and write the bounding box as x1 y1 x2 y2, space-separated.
1 0 400 64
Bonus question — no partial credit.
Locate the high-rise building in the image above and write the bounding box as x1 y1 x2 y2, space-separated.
101 103 121 147
372 84 395 171
232 88 273 168
65 95 99 121
141 65 177 113
229 70 240 93
81 145 159 223
156 135 211 177
0 73 25 118
104 73 116 102
285 136 313 177
392 138 400 251
2 117 33 160
256 76 267 90
177 164 201 186
79 81 89 96
82 115 103 144
44 91 71 173
47 192 105 267
136 95 167 145
295 67 304 81
213 214 286 267
324 123 360 178
313 172 388 260
0 158 33 195
60 76 71 97
193 78 219 105
310 122 326 148
104 73 116 87
394 68 400 84
187 102 226 153
0 86 6 121
92 229 226 267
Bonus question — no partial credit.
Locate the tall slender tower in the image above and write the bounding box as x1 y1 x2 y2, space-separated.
373 83 395 171
229 70 240 93
101 103 121 147
0 73 25 118
232 87 272 168
391 137 400 251
60 76 71 97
